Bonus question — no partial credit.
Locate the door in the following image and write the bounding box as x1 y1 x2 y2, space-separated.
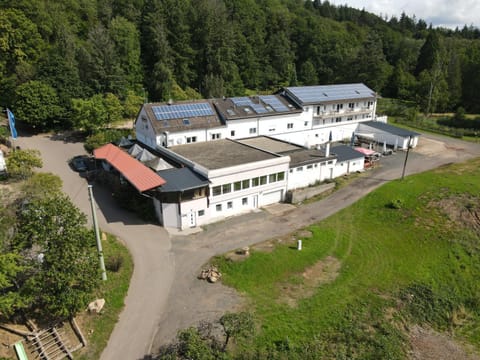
189 209 196 227
253 195 258 209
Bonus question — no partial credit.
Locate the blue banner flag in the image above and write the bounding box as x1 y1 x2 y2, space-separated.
7 108 18 139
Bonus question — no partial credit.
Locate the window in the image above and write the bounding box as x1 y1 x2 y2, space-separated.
347 117 353 121
313 119 320 126
287 123 293 129
269 128 276 132
307 165 313 169
242 197 248 206
289 169 293 173
230 130 235 137
335 117 341 123
242 179 250 189
183 119 190 125
222 184 231 194
328 160 333 164
304 121 309 126
252 177 259 187
234 181 242 191
269 173 277 183
315 133 319 137
314 164 318 168
216 204 222 212
348 102 354 108
249 128 257 134
198 210 205 216
211 133 221 140
186 136 197 143
316 106 320 115
227 201 233 209
260 176 267 185
296 167 303 172
212 186 221 196
277 172 285 181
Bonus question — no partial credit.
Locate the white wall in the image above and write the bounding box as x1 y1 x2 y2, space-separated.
179 197 209 229
287 159 336 190
135 108 157 148
207 157 290 222
332 157 364 178
161 203 180 229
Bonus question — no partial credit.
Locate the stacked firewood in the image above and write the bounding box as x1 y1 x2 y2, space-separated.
198 267 222 283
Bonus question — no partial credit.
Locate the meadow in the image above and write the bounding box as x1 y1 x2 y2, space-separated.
215 159 480 358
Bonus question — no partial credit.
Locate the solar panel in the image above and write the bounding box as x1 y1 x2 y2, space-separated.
286 84 375 104
231 97 268 114
259 95 289 112
151 102 215 120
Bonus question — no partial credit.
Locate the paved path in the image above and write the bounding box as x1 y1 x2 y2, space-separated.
16 132 480 359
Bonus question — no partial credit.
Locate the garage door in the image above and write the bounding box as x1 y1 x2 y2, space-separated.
261 190 283 206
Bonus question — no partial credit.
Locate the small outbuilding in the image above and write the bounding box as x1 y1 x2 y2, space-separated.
357 121 420 150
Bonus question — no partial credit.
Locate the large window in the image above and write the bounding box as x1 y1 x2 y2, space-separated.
222 183 231 194
269 173 277 183
287 123 293 129
212 186 221 196
252 177 259 187
242 179 250 189
277 172 285 181
260 176 267 185
234 181 242 191
216 204 222 212
186 136 197 143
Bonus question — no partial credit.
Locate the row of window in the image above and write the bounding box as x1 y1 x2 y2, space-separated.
215 197 249 212
212 172 285 196
314 101 374 115
289 161 334 173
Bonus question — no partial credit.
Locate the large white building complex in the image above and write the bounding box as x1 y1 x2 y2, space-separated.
95 83 420 230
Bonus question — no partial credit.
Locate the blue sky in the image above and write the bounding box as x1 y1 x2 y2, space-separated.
336 0 479 29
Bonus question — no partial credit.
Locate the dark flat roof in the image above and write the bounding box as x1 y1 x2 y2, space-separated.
363 121 421 137
157 167 209 192
280 148 334 167
169 139 279 170
331 145 365 162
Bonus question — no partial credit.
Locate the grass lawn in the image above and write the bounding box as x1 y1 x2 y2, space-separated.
77 233 133 360
215 159 480 358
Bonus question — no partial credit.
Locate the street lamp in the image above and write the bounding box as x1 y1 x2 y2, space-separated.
401 136 413 180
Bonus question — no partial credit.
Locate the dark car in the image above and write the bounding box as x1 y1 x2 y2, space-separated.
70 155 89 172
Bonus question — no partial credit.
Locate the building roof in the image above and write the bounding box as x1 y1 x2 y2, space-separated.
213 94 300 120
157 167 209 192
362 121 421 137
94 143 166 192
140 100 224 134
169 139 280 170
237 136 301 153
284 83 376 106
280 148 333 167
331 145 365 162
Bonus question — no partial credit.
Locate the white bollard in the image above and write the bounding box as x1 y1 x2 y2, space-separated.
297 239 302 251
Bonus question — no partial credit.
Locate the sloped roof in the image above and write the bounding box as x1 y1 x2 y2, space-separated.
362 121 421 137
94 143 166 192
331 145 365 162
157 167 209 192
284 83 376 106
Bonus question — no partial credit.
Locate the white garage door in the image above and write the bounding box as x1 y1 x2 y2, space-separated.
261 190 283 206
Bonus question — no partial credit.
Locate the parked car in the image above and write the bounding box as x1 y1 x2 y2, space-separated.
70 155 89 172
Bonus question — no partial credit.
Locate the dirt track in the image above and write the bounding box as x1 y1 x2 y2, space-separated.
14 132 480 359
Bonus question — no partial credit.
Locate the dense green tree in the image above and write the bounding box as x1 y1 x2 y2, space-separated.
6 149 43 180
20 172 63 201
71 94 108 133
14 80 61 129
415 30 442 76
14 194 100 320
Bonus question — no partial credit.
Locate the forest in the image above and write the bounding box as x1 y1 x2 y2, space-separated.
1 0 480 132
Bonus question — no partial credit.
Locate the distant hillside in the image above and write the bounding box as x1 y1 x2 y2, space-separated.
1 0 479 131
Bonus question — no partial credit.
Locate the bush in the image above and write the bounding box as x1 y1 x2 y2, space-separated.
105 255 124 272
386 199 404 209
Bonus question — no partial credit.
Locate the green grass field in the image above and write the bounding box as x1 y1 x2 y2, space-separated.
215 159 480 358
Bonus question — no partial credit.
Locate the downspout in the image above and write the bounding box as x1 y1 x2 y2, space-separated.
163 131 169 148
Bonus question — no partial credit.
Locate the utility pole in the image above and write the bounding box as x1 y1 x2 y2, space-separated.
401 136 412 180
88 184 107 281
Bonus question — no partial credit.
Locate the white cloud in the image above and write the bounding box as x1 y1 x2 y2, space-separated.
337 0 480 28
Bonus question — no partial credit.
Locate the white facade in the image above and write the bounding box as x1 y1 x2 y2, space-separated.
332 157 364 178
287 160 337 191
203 158 290 222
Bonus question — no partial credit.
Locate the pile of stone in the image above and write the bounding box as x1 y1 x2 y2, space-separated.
198 267 222 283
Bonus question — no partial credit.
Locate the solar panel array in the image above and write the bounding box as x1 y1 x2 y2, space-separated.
151 103 214 120
286 84 375 104
259 95 289 112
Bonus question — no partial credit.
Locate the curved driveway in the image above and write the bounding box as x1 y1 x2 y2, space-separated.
16 132 480 359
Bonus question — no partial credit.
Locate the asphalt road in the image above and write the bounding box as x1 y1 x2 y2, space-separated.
15 132 480 359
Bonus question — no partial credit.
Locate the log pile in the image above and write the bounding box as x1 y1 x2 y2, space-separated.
198 267 222 283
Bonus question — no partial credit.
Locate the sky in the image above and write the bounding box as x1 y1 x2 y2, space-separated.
335 0 480 29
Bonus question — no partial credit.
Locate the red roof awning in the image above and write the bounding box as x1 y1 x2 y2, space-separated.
354 147 377 156
94 143 166 192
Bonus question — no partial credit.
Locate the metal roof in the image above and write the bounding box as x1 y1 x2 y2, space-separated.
157 167 209 192
361 121 421 137
331 145 365 162
284 83 376 106
94 143 166 192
